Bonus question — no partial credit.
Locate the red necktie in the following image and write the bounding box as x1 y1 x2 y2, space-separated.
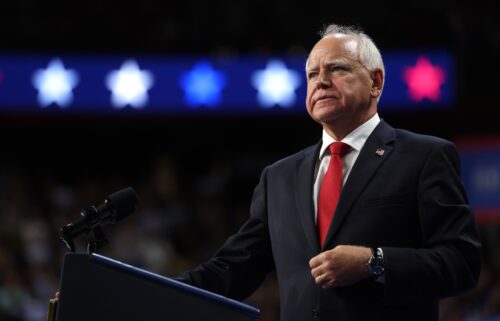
317 142 350 247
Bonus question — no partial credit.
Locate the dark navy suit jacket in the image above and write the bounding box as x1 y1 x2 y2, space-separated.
179 120 481 321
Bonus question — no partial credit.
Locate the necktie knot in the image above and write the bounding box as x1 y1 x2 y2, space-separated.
329 142 350 157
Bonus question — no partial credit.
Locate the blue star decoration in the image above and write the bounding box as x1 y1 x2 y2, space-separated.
32 58 79 108
179 61 226 108
252 60 301 108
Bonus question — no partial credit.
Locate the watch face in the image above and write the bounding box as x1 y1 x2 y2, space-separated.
371 265 384 276
368 253 384 276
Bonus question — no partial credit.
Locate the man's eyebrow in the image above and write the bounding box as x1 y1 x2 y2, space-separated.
305 58 350 73
305 66 317 73
324 58 350 66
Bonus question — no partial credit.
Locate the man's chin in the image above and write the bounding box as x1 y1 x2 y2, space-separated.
313 109 344 125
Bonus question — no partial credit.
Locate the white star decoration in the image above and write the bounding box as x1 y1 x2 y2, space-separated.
251 60 301 108
32 58 79 108
106 60 154 109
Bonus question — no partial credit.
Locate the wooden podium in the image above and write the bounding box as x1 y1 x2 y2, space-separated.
52 253 260 321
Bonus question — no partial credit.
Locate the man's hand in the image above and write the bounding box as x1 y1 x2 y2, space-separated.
309 245 372 288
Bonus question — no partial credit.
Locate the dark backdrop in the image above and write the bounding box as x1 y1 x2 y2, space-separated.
0 1 499 321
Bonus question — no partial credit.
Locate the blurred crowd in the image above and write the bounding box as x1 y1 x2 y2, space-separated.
0 145 499 321
0 148 279 321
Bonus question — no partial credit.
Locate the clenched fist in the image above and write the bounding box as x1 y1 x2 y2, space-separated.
309 245 372 288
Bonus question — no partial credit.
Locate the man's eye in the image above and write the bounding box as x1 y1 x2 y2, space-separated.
331 66 346 72
307 72 318 80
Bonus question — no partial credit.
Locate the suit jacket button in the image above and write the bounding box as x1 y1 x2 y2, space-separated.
312 308 320 319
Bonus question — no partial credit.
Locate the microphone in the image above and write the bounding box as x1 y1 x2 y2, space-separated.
60 187 138 252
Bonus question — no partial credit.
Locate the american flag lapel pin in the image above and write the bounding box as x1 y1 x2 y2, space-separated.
375 148 385 156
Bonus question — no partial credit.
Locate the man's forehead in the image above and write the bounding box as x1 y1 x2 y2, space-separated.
312 35 358 56
306 35 359 67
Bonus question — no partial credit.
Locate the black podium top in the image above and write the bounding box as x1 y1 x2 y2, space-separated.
56 253 260 321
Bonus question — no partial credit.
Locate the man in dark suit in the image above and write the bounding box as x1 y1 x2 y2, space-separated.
179 24 481 321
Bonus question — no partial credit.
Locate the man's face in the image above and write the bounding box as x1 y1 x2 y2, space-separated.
305 34 377 127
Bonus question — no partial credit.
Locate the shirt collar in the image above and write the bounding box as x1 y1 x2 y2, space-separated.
319 113 381 160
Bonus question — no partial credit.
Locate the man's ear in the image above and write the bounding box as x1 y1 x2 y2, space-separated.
370 69 384 98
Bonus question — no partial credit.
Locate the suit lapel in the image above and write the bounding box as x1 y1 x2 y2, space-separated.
322 120 396 249
294 141 322 254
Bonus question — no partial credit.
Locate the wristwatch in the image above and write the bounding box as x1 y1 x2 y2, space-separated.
367 247 384 278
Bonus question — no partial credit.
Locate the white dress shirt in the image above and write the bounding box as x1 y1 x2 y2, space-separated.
313 113 381 222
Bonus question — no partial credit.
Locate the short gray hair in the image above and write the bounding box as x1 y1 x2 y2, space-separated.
320 24 385 98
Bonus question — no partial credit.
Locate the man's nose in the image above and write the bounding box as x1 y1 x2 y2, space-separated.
316 72 331 89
